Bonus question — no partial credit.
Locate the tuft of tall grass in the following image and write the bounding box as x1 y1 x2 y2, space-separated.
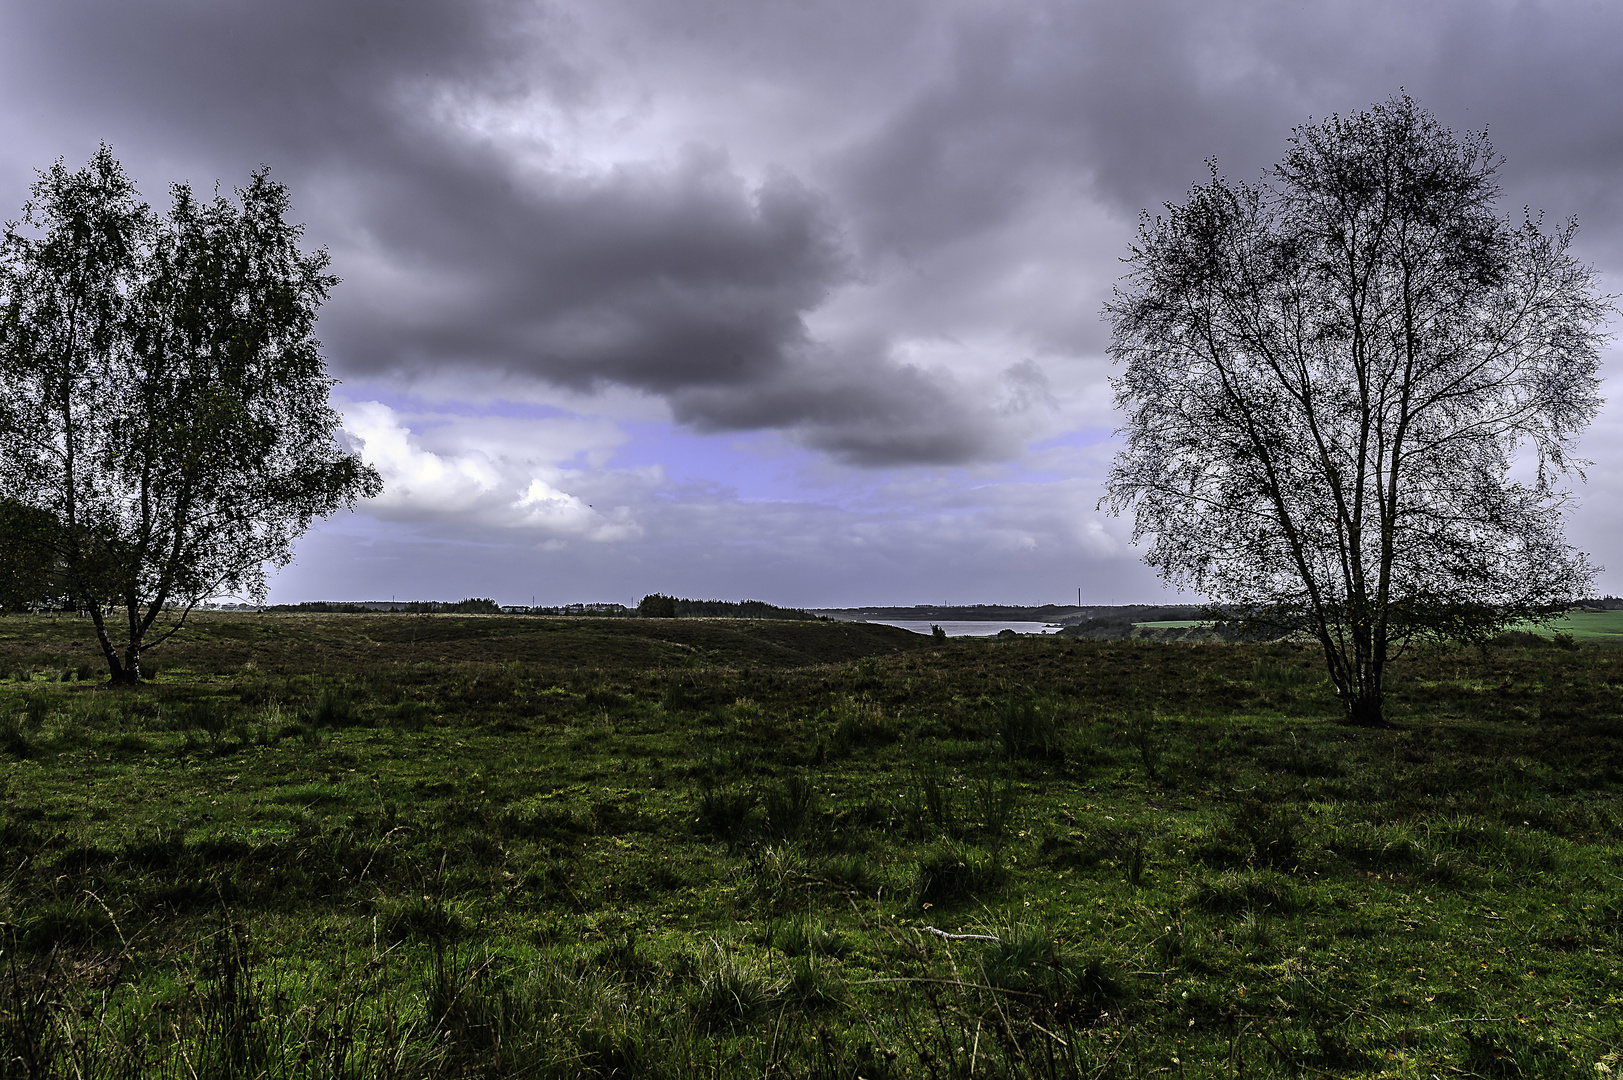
1122 712 1167 781
968 772 1020 848
694 781 758 842
977 921 1126 1022
910 760 956 835
1251 657 1314 687
829 696 897 753
689 947 773 1030
1184 869 1298 914
762 770 819 841
312 687 363 728
996 695 1068 761
912 842 1006 906
771 913 850 959
0 705 38 757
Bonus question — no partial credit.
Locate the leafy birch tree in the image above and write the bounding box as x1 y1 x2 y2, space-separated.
0 147 381 681
1102 97 1608 725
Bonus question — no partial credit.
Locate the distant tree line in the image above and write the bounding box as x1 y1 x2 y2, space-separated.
637 594 821 621
265 598 503 614
253 597 819 620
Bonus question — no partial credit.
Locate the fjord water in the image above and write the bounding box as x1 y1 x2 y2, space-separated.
868 619 1061 636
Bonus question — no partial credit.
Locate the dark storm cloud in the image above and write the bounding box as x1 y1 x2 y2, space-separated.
0 0 947 457
669 344 1011 468
334 150 845 392
835 0 1623 260
6 0 1623 468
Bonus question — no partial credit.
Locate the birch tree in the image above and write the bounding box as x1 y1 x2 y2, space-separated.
0 148 381 681
1102 97 1607 725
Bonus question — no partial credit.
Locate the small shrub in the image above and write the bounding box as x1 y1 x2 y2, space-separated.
1490 629 1554 649
1123 714 1167 781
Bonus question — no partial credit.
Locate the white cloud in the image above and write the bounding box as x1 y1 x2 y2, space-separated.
340 400 641 541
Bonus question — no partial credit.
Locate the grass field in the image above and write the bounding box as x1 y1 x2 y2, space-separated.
1517 611 1623 642
2 612 1622 1078
1133 611 1623 641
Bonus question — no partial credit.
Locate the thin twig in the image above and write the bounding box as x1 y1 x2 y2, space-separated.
849 976 1042 998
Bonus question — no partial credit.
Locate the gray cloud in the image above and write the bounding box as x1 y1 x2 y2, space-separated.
5 0 1623 472
668 343 1007 467
834 0 1623 253
334 150 846 392
0 0 1009 465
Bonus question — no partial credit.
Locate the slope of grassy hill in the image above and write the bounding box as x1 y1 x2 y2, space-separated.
0 611 926 679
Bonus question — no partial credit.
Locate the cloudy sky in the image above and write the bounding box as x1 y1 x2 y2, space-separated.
3 0 1621 607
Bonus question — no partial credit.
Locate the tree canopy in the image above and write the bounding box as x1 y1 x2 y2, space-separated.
1102 96 1608 725
0 147 382 681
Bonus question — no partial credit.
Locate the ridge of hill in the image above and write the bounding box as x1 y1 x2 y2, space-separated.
0 611 926 675
812 603 1204 624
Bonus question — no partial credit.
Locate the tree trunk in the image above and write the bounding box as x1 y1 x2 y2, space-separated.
1341 679 1385 726
87 604 132 683
120 644 142 683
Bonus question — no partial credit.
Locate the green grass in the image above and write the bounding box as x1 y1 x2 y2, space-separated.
1508 609 1623 641
1 613 1621 1077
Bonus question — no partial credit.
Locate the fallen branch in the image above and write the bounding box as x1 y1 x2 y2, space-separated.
922 926 1000 942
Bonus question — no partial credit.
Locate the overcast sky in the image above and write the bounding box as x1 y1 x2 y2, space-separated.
3 0 1621 608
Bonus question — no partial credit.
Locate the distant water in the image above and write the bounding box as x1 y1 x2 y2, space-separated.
869 620 1061 637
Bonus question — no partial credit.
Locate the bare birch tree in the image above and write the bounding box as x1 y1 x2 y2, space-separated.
1102 96 1608 725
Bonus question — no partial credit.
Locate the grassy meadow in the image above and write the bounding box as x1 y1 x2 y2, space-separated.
1 612 1622 1078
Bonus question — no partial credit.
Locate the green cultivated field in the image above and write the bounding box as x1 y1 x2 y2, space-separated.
2 613 1622 1078
1516 610 1623 642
